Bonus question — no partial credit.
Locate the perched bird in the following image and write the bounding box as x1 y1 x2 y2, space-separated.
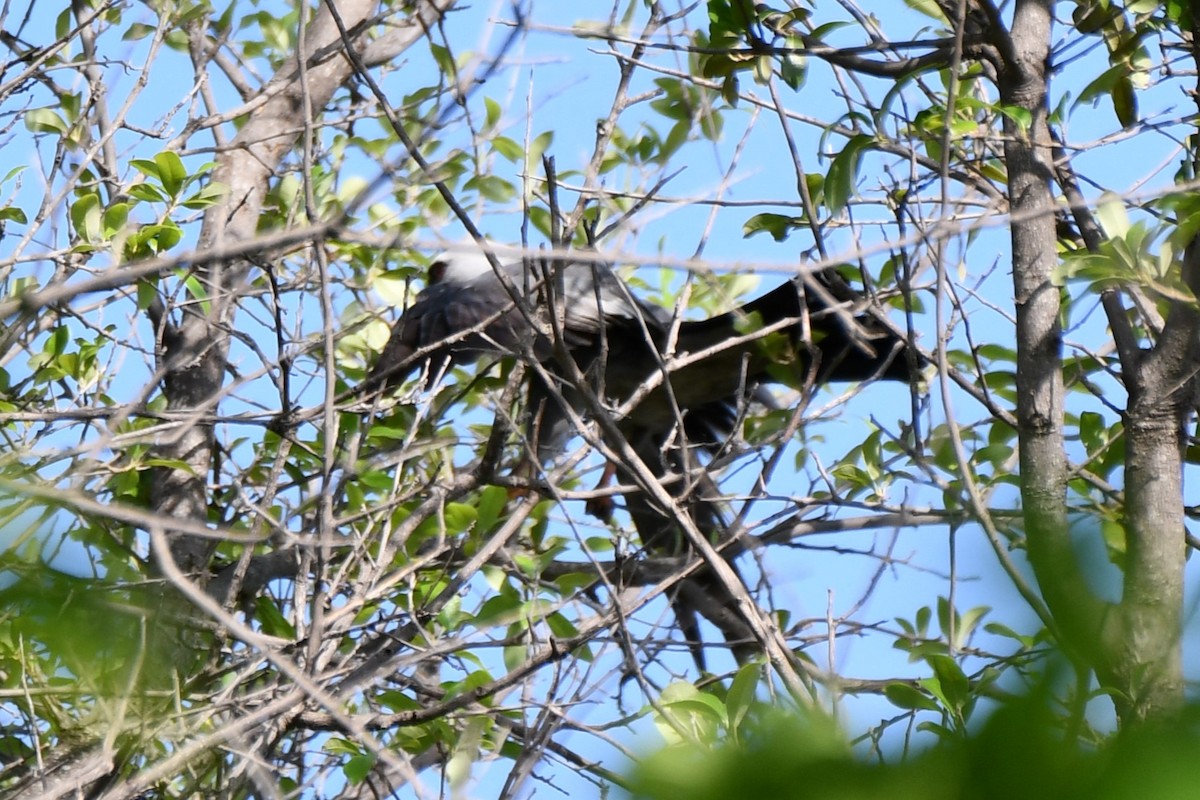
366 243 915 668
366 246 910 447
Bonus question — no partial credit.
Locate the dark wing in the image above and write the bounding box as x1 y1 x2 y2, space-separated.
592 272 913 422
364 270 538 393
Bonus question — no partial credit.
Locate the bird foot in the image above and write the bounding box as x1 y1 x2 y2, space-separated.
584 495 615 523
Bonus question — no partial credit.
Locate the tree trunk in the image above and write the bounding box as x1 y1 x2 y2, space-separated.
1001 0 1102 639
1001 0 1187 724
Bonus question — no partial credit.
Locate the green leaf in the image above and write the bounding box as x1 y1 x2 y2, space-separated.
443 502 477 534
915 719 958 740
429 43 454 79
484 96 501 129
0 206 27 224
343 753 376 784
180 182 227 209
180 271 211 314
954 605 991 649
1079 410 1106 455
136 280 158 311
553 571 596 595
103 202 130 237
24 108 68 135
743 212 805 241
155 151 187 197
528 131 553 164
122 22 156 40
983 621 1036 647
662 121 689 160
475 589 522 628
131 159 161 181
475 485 508 534
545 611 578 639
885 682 940 711
655 682 726 746
904 0 948 22
1073 0 1121 33
491 136 523 162
726 662 760 734
780 39 807 90
504 631 528 672
1076 65 1141 132
128 183 166 203
254 596 296 639
69 193 102 243
128 223 182 256
937 595 953 641
324 737 362 756
753 54 772 84
1112 75 1137 128
142 457 196 472
1096 192 1130 238
927 654 970 713
1 165 26 185
915 605 931 635
464 174 515 203
825 134 873 215
1102 518 1127 559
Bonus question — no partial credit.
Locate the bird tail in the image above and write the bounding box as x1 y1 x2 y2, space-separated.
622 435 758 672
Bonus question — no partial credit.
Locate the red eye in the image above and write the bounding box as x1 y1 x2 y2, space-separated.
428 259 447 284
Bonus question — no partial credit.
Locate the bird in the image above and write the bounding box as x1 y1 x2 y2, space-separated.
366 245 911 446
365 242 916 668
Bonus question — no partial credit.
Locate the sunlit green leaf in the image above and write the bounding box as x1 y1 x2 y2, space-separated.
24 108 68 135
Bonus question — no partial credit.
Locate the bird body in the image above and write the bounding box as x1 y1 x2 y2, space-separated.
369 247 910 445
366 243 916 669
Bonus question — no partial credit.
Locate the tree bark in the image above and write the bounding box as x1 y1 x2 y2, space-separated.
1000 0 1104 642
1110 236 1197 721
1000 0 1187 723
152 0 455 576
